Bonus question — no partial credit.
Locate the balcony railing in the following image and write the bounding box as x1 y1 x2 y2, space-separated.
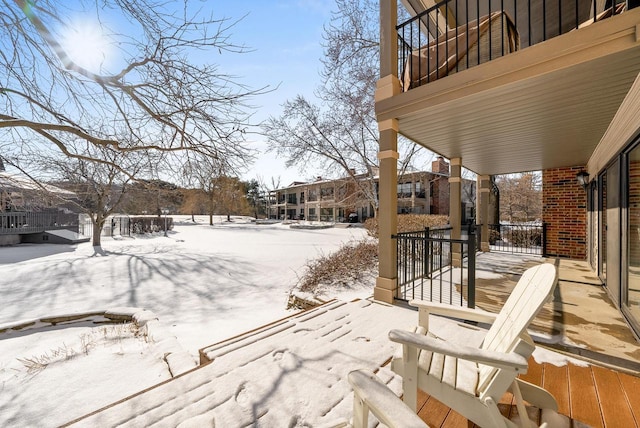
0 210 79 235
397 0 626 90
486 222 547 255
394 226 476 307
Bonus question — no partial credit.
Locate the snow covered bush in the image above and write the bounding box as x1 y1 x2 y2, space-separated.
297 240 378 294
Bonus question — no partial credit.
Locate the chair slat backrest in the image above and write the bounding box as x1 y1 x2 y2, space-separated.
477 263 557 392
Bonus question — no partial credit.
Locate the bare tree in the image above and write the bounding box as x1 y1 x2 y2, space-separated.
179 188 208 221
46 146 147 246
255 175 280 220
496 172 542 222
263 0 420 217
118 179 183 216
213 176 250 222
1 0 262 179
181 153 226 225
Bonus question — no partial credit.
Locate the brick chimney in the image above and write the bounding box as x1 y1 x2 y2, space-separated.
432 156 449 175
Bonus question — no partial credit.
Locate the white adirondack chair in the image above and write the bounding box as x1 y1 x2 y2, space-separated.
348 370 427 428
389 263 559 428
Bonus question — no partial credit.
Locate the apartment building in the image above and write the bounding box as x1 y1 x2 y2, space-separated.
270 157 475 222
375 0 640 335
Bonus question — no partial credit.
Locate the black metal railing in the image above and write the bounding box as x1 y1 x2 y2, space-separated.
488 222 546 255
397 0 626 89
0 210 79 235
394 226 476 308
110 216 131 237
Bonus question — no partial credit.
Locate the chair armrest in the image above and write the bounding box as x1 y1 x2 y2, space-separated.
514 378 559 411
389 329 528 371
348 370 425 428
409 300 497 324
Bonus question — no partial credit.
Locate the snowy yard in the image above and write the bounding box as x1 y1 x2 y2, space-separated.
0 216 371 426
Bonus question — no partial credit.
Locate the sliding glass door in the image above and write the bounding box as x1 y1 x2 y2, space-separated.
599 172 607 282
624 143 640 331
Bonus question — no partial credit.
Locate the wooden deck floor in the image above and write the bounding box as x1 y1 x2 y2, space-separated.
415 357 640 428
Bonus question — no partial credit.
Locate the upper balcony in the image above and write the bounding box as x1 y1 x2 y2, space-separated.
398 0 626 90
377 0 640 176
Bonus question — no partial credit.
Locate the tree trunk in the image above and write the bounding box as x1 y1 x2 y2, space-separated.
226 213 231 222
92 219 103 246
209 191 215 225
191 213 195 222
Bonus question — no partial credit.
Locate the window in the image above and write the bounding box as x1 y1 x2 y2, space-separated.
321 187 334 200
320 207 334 221
397 182 412 198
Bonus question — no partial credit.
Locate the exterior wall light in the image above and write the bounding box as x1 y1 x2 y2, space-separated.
576 171 589 189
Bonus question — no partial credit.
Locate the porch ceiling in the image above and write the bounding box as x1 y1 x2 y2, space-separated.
377 9 640 176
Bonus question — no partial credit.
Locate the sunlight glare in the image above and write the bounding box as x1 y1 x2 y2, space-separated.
61 19 113 73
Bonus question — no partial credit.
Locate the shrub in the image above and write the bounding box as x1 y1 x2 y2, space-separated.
129 216 173 234
489 229 502 245
364 214 449 238
505 228 542 247
297 240 378 293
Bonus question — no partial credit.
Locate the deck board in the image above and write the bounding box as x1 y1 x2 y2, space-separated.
619 371 640 423
543 363 571 416
520 356 543 385
592 365 637 427
417 393 453 428
440 409 469 428
568 364 603 428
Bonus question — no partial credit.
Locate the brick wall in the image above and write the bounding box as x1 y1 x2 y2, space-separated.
430 177 450 215
542 167 587 259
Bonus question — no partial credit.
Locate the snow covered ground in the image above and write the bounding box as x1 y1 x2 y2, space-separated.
0 216 371 426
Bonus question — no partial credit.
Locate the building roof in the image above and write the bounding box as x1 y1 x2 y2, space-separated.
0 172 76 196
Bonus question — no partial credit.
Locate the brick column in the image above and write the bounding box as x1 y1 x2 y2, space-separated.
542 167 587 259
